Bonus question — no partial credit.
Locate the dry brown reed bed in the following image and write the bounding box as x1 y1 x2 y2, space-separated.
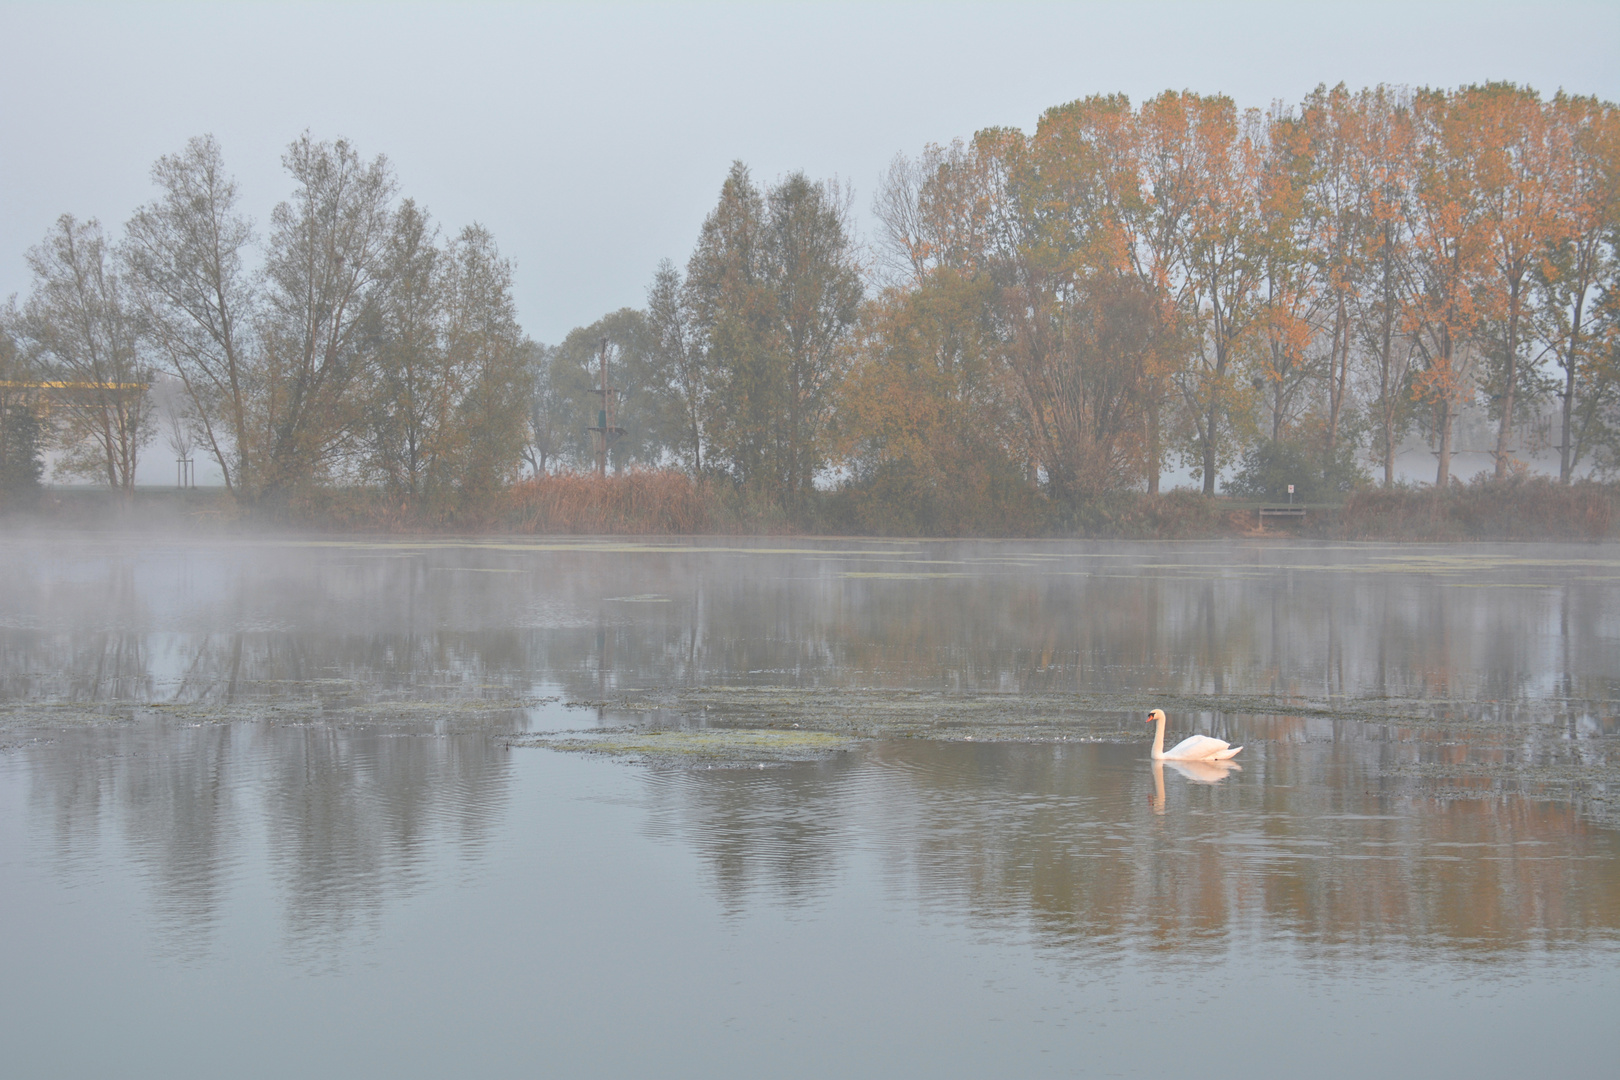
280 469 781 535
1336 479 1618 541
11 471 1618 541
502 470 721 534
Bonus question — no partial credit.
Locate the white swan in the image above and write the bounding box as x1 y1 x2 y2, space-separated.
1146 708 1242 761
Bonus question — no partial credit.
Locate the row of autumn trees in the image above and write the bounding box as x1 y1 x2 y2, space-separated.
548 81 1620 529
5 83 1620 528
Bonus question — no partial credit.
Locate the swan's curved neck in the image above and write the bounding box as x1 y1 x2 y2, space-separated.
1151 712 1166 759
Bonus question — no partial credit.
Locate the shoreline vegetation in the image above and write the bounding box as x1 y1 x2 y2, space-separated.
8 469 1616 541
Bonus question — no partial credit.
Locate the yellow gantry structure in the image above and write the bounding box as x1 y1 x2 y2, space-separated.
0 380 150 418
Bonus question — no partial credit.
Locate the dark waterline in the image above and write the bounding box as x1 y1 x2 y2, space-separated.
1 534 1616 1077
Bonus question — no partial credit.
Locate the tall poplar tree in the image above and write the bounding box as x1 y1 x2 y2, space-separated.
1349 85 1418 487
1536 94 1620 481
762 174 863 512
1457 84 1566 479
256 134 396 501
441 224 529 496
686 163 861 512
123 135 256 497
365 198 446 496
19 216 153 491
1178 96 1263 495
686 163 771 487
646 259 707 472
1407 88 1491 487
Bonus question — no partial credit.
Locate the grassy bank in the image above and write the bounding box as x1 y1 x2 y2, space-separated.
4 472 1617 541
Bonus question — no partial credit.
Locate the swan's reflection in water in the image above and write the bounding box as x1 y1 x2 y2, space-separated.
1149 758 1241 812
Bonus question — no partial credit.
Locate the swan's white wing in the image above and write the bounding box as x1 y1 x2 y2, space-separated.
1163 734 1233 761
1213 745 1243 760
1164 759 1241 783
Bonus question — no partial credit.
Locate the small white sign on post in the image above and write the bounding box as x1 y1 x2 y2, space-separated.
1287 484 1294 505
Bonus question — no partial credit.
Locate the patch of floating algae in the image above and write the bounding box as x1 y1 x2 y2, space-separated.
0 691 552 742
1389 760 1620 830
838 571 968 580
583 685 1596 740
512 727 857 766
536 686 1620 789
273 538 922 558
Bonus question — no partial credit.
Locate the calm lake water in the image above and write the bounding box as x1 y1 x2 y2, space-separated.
1 533 1617 1078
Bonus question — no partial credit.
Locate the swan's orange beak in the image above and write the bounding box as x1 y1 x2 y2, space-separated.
1145 712 1153 723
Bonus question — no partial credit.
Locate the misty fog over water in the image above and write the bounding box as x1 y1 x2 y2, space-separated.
1 533 1616 1077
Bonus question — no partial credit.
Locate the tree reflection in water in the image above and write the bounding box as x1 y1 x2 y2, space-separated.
1 534 1615 962
23 717 517 966
644 740 1620 958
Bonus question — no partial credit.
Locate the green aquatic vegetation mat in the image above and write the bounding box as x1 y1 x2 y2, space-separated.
566 685 1616 738
5 685 1613 822
538 687 1619 804
510 727 858 766
0 690 553 737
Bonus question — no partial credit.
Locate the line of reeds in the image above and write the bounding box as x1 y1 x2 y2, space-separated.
281 469 791 535
8 470 1618 541
502 470 720 534
1334 479 1618 541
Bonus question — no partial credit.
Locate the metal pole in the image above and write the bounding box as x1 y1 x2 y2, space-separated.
604 341 616 471
598 339 609 477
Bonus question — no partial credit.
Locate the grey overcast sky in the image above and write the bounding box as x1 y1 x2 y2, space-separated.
3 1 1618 344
